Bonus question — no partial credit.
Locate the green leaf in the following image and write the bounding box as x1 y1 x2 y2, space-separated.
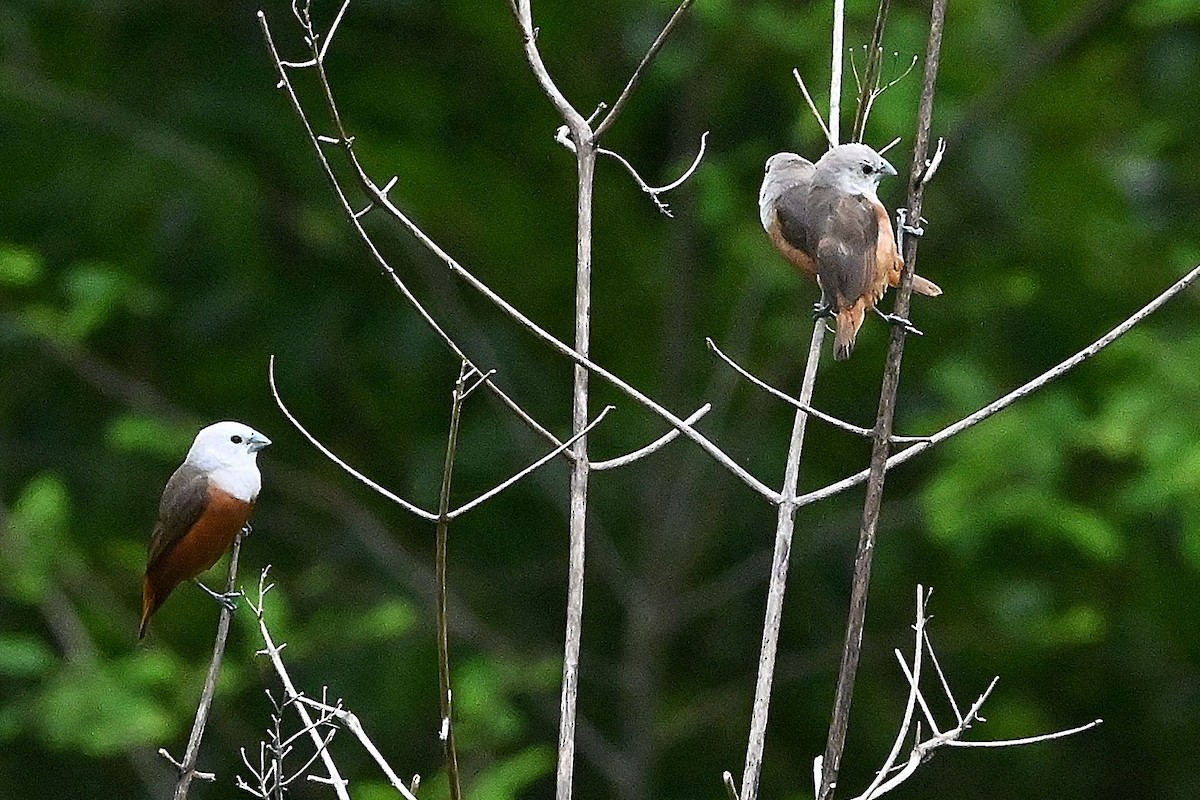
34 662 175 754
354 598 418 640
1 474 72 603
0 244 43 286
105 416 194 461
0 634 55 678
467 745 554 800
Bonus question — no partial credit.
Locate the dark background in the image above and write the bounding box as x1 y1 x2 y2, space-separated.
2 0 1199 798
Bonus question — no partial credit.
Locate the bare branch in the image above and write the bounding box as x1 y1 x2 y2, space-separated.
268 355 438 522
851 0 890 142
594 0 696 140
923 629 962 725
738 323 827 800
793 69 834 149
818 2 948 796
168 531 244 799
292 695 421 797
558 126 709 217
435 362 467 800
449 406 614 519
319 0 353 64
919 136 946 186
723 770 740 800
592 403 710 471
707 338 930 444
830 0 845 144
841 591 1102 800
797 261 1200 508
877 135 901 156
947 720 1103 748
512 0 587 137
855 587 929 800
259 12 778 502
258 11 569 459
249 570 387 800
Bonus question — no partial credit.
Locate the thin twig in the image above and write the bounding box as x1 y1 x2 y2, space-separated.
818 2 948 798
830 0 845 144
292 695 422 796
707 338 929 443
435 362 468 800
855 587 929 800
793 69 834 149
923 629 962 724
559 127 709 216
851 0 891 142
592 403 710 470
259 13 570 461
739 3 854 795
249 571 356 800
259 11 779 503
841 599 1102 799
512 0 587 137
449 406 613 519
796 261 1200 508
268 355 438 522
168 532 243 799
738 323 826 800
594 0 696 140
946 720 1103 748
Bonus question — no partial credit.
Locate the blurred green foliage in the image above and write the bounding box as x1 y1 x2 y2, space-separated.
1 0 1199 798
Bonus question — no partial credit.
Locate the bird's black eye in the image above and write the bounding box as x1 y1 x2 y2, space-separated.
861 163 874 175
231 435 243 444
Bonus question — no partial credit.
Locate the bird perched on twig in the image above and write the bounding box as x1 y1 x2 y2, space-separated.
138 421 271 639
760 143 941 360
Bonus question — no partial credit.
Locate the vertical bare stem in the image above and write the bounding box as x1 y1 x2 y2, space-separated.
740 0 849 791
817 2 948 799
557 134 597 800
172 533 243 800
739 324 826 800
830 0 845 144
436 363 469 800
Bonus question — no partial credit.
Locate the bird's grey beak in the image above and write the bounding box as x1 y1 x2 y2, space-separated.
881 159 897 177
248 433 272 453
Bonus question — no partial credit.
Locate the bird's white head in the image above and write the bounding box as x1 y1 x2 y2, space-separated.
813 143 896 198
185 421 271 500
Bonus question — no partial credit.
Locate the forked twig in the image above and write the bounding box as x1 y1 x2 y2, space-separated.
594 0 697 139
839 587 1101 800
249 569 415 800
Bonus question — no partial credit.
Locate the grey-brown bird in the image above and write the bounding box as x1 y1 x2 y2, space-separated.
760 144 941 360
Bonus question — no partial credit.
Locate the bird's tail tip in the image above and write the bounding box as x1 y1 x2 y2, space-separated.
912 275 943 297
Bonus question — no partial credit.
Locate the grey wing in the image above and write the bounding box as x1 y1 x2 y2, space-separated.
146 465 209 571
808 190 879 307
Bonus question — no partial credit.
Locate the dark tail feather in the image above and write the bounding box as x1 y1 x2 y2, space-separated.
138 577 157 640
834 306 865 361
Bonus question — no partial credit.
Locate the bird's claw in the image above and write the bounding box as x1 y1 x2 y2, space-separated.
241 523 254 538
812 301 835 321
195 580 243 612
902 223 924 237
875 309 924 336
